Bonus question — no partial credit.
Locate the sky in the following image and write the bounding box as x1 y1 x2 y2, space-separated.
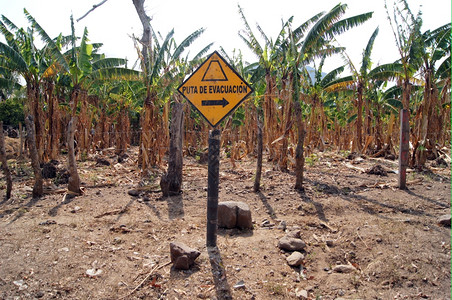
0 0 450 74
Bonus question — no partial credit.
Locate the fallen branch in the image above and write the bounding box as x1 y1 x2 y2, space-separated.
94 206 128 218
43 188 67 195
120 261 171 299
356 228 369 249
343 162 366 173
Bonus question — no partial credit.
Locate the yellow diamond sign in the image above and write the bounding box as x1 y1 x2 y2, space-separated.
178 51 253 127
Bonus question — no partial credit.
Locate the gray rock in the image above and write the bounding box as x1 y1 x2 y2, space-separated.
128 189 140 197
278 236 306 251
170 242 200 270
286 230 302 239
233 280 245 289
236 202 253 229
218 202 237 229
333 264 357 273
326 240 334 247
276 220 287 231
295 288 308 299
218 201 252 229
286 251 304 266
437 214 451 227
173 255 190 270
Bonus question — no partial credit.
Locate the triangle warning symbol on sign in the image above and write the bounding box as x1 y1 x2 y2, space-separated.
202 60 228 81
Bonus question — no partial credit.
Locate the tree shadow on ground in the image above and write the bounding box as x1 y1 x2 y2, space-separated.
163 194 185 219
339 192 434 218
0 194 10 205
207 246 232 300
48 194 75 217
6 196 42 224
296 188 328 222
144 199 162 220
257 191 277 220
115 198 136 222
404 189 450 209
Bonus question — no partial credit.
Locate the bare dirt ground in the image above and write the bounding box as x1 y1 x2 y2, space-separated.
0 146 450 300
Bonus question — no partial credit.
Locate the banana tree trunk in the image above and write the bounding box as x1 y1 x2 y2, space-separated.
279 77 292 171
415 68 432 168
25 115 43 198
160 101 184 196
398 80 411 189
264 73 277 161
27 82 45 163
46 81 60 160
0 121 12 199
253 110 263 193
294 101 305 191
356 85 363 152
67 117 81 195
139 97 152 171
116 100 131 157
76 90 90 157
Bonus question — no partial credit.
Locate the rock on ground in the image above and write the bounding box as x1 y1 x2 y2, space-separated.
333 264 357 273
437 214 451 227
286 251 304 266
278 235 306 252
218 201 253 229
170 242 200 270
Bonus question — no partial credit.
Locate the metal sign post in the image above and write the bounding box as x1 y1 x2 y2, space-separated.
178 51 253 247
206 129 220 247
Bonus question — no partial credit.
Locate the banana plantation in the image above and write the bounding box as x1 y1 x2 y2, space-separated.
0 1 450 198
0 1 451 299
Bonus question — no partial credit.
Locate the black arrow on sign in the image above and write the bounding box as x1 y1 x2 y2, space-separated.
201 98 229 107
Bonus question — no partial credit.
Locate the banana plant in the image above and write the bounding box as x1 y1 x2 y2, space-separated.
24 11 139 193
324 27 380 152
289 3 373 188
384 0 425 188
413 23 451 167
0 13 60 163
135 25 211 170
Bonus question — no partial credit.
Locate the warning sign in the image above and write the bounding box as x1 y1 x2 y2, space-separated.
178 51 253 127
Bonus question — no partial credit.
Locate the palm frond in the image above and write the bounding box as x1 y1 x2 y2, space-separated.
360 27 379 75
1 15 19 33
0 41 28 73
368 62 403 81
78 27 93 75
173 28 205 61
382 85 402 100
0 77 21 90
326 12 373 39
24 9 69 72
237 4 264 59
256 22 271 49
323 75 354 92
300 3 347 56
321 65 345 87
149 29 174 81
306 45 345 63
92 58 127 71
292 12 324 43
192 43 214 61
91 67 141 82
0 20 16 48
275 16 293 48
436 55 451 80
